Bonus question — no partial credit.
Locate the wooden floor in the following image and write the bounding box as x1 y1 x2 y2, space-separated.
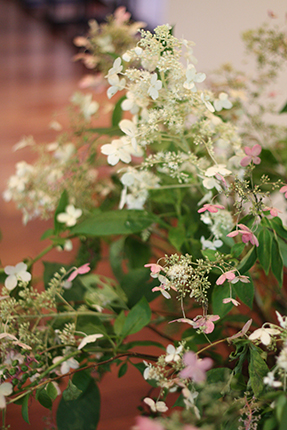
0 1 162 428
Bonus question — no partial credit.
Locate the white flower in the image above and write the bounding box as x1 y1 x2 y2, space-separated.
165 344 183 363
101 138 133 166
0 383 13 409
57 205 82 227
200 236 223 250
143 397 168 413
277 346 287 371
121 91 140 114
205 164 232 177
4 262 31 290
119 119 138 150
264 372 282 388
106 57 123 78
53 356 79 375
147 73 162 100
78 334 103 350
183 64 206 90
201 93 215 112
107 75 126 99
276 311 287 329
202 177 222 191
49 120 62 131
12 136 34 151
249 326 280 346
70 92 99 121
214 92 232 111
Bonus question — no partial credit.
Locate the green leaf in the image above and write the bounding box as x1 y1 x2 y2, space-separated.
36 388 53 410
206 367 232 384
87 126 122 136
263 417 278 430
118 362 128 378
112 96 125 127
21 394 30 424
46 382 58 400
121 296 151 337
279 403 287 430
248 345 269 397
120 268 159 308
231 242 246 258
54 189 69 234
124 340 165 350
269 216 287 240
212 283 233 317
233 277 254 309
71 210 159 237
257 228 272 275
63 380 82 401
279 101 287 114
114 311 126 336
56 379 100 430
237 246 257 274
271 237 283 287
72 370 92 393
168 224 186 250
41 228 54 241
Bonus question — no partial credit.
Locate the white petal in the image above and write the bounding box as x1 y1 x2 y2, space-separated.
18 271 31 283
0 383 13 397
119 119 137 137
5 275 17 290
4 266 17 276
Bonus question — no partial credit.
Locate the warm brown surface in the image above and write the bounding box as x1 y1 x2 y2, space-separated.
0 1 160 428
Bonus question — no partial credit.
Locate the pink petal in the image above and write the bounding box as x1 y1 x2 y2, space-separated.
144 263 162 274
253 156 261 165
240 156 251 167
204 320 215 333
78 263 91 274
244 146 253 156
251 144 262 156
227 230 239 238
280 185 287 194
225 271 236 281
216 273 227 285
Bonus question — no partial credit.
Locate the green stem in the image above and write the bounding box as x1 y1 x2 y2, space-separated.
197 338 227 355
27 244 54 268
12 311 113 320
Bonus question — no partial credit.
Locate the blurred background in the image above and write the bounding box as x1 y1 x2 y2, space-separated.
0 0 287 428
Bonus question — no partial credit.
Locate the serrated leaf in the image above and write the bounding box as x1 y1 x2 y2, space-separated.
36 388 53 410
212 283 233 318
120 268 159 308
248 345 269 397
118 362 128 378
114 311 126 336
257 228 272 275
237 246 257 274
168 224 185 250
271 237 283 287
71 210 158 237
46 382 58 400
57 379 100 430
233 277 254 309
21 394 30 424
63 380 82 401
121 296 151 337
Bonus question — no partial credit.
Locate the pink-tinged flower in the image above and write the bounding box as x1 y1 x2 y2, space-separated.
67 263 91 282
263 206 282 217
228 319 252 341
227 224 259 247
179 351 213 383
152 286 171 299
144 263 163 275
114 6 131 25
198 203 225 214
231 274 250 284
249 325 280 346
193 314 220 334
223 297 240 306
280 185 287 198
134 416 165 430
216 270 236 285
240 144 262 167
